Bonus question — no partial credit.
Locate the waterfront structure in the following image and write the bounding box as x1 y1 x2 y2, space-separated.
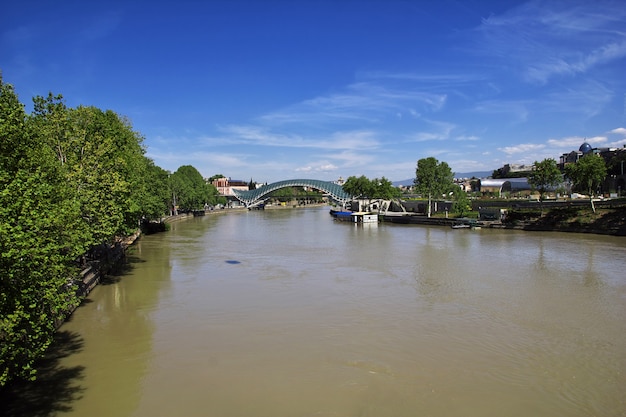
232 179 350 208
478 178 532 197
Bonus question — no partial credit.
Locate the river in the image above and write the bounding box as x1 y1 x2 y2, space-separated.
14 206 626 416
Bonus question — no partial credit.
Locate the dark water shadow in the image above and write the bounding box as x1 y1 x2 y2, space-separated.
0 331 85 417
99 253 145 285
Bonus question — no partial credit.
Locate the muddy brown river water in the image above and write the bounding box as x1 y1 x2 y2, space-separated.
35 207 626 416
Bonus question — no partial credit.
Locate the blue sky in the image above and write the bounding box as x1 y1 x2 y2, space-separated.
2 0 625 183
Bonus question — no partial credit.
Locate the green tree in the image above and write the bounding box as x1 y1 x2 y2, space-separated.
564 154 607 213
451 188 471 217
170 165 210 211
0 78 80 386
528 158 562 214
66 106 144 244
342 175 374 198
370 177 401 200
414 157 454 217
208 174 225 182
140 159 171 220
30 97 150 246
270 186 295 203
607 152 626 177
1 76 175 386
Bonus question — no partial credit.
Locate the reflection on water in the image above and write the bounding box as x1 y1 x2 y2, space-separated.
33 207 626 416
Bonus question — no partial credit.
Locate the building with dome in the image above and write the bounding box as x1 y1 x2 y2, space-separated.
559 141 596 167
579 142 593 155
560 141 626 197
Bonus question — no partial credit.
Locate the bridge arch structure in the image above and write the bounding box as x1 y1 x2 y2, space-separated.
232 179 350 208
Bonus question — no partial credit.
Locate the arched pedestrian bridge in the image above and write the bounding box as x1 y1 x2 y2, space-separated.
232 179 350 208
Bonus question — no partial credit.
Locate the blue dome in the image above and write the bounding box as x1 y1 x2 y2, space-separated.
579 142 593 154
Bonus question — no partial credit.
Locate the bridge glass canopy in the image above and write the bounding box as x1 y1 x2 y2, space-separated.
232 179 350 207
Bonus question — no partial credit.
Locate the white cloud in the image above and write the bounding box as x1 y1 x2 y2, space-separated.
217 125 380 151
609 138 626 147
324 150 376 167
455 135 479 141
259 82 447 128
476 1 626 84
541 80 612 118
448 159 492 173
407 119 455 142
498 143 546 155
546 135 607 148
295 163 338 173
473 100 529 123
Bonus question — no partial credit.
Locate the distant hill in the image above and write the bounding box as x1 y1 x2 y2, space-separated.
453 171 492 179
393 171 492 187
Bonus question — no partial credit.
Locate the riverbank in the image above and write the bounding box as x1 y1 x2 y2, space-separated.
154 203 626 237
499 206 626 236
70 230 142 319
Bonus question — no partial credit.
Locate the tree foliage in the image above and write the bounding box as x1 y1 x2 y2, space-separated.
170 165 220 211
342 175 372 198
208 174 225 182
564 154 607 213
1 79 81 385
528 158 562 213
451 187 471 217
0 76 177 386
342 175 400 199
414 157 454 217
607 151 626 177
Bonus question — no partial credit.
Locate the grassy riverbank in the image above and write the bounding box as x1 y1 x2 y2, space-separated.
503 205 626 236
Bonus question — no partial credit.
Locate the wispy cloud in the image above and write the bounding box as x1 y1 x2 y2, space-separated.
323 150 376 168
541 80 613 118
79 11 122 43
526 41 626 84
546 135 607 149
498 143 546 155
406 119 455 142
475 0 626 84
259 82 447 127
218 125 381 151
455 135 480 141
473 100 529 123
609 127 626 136
295 162 338 173
359 71 486 85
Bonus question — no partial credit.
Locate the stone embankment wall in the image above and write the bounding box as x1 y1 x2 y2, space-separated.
68 230 141 320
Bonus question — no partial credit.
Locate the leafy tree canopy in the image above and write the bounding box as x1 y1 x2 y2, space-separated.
208 174 225 182
1 75 175 385
451 187 471 217
528 158 562 207
564 154 607 213
607 151 626 176
1 78 80 385
414 157 454 217
170 165 221 210
342 175 400 199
